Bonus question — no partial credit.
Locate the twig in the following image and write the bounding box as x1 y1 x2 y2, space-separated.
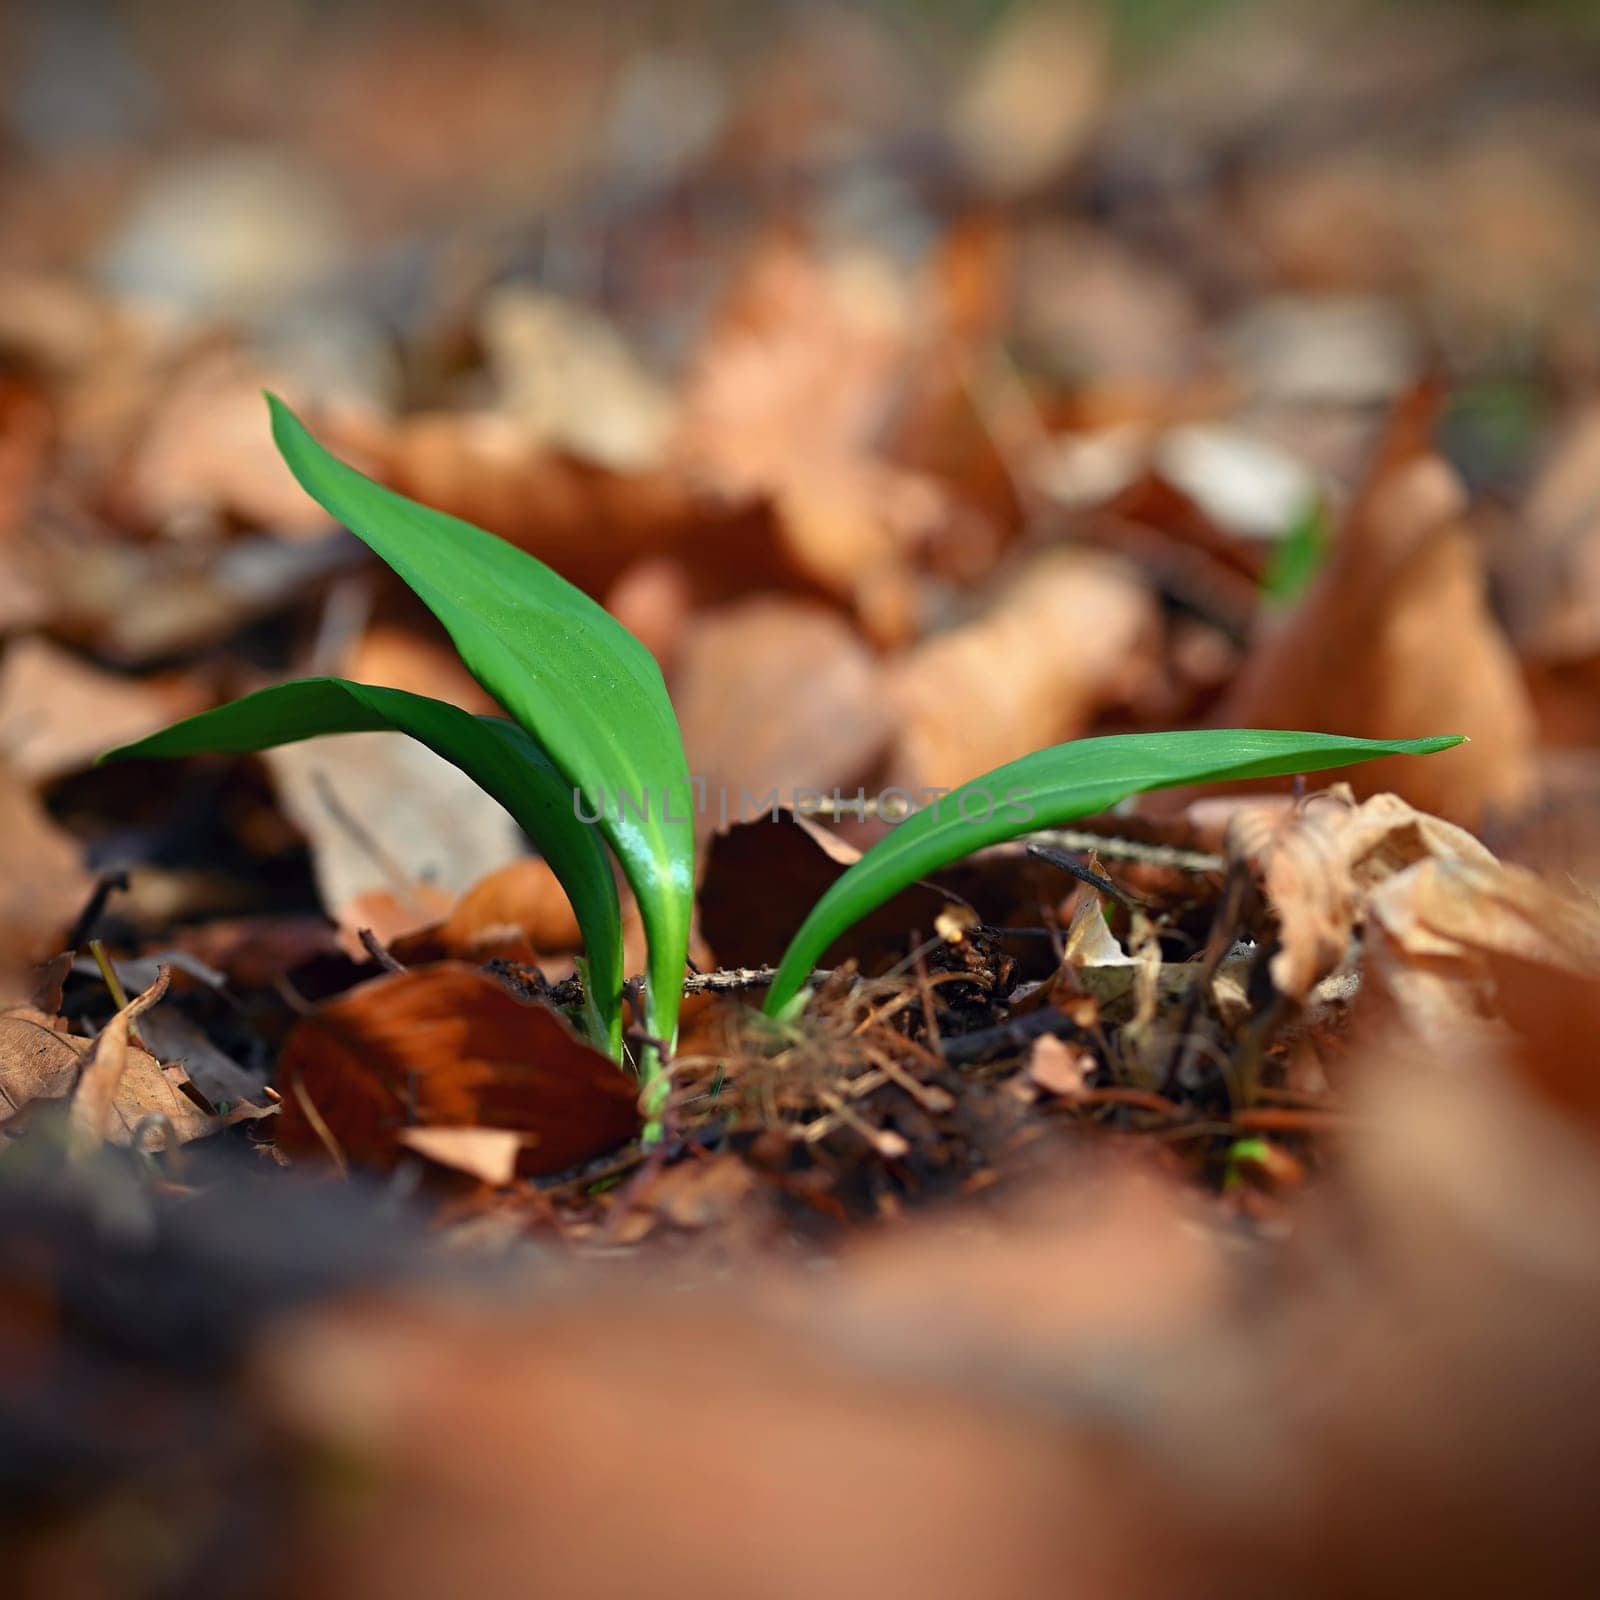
1027 829 1225 875
682 965 832 994
288 1075 349 1180
358 927 406 974
88 939 147 1052
799 798 1226 876
67 871 129 950
88 939 130 1011
1026 842 1146 910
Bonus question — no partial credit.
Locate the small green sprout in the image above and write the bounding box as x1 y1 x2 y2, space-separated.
103 399 1465 1131
102 399 694 1111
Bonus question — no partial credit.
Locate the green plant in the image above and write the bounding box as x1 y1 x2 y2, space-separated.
102 399 695 1107
760 728 1464 1017
103 400 1463 1127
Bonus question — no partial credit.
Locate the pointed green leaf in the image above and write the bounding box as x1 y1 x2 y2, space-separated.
266 398 693 1052
762 728 1466 1017
101 678 625 1054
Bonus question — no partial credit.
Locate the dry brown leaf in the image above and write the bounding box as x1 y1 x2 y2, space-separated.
1490 952 1600 1140
264 730 524 941
698 811 947 974
0 763 90 1004
0 985 213 1150
816 1162 1224 1380
1054 471 1267 646
1026 1034 1092 1101
428 856 582 957
888 548 1158 791
0 373 53 542
675 235 946 635
67 967 171 1156
0 1013 87 1121
332 409 795 604
0 635 209 781
673 598 892 834
341 619 500 716
1364 855 1600 1048
644 1153 760 1231
1217 389 1536 824
1498 402 1600 662
339 884 459 959
395 1126 524 1188
949 2 1108 196
479 286 676 470
13 527 357 666
1226 788 1497 1003
112 352 333 537
274 964 640 1176
150 915 344 992
260 1291 1099 1600
381 856 585 970
1061 889 1134 969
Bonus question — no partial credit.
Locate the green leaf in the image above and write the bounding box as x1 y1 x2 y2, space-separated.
266 398 694 1059
1262 499 1330 608
101 678 626 1055
762 728 1465 1017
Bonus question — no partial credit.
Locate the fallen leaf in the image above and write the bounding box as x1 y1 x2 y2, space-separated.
396 1126 525 1188
34 529 360 666
262 732 525 944
0 372 53 541
888 549 1158 791
0 985 213 1150
673 598 892 834
676 234 946 635
0 1013 86 1120
479 286 676 470
1026 1035 1091 1101
341 885 458 959
645 1153 759 1231
1495 401 1600 662
68 967 171 1156
135 1000 272 1110
1216 388 1537 824
1061 890 1134 969
392 856 583 965
1226 788 1497 1003
1364 854 1600 1049
0 635 209 781
151 915 345 992
698 810 948 974
0 763 90 1003
112 351 333 537
274 964 640 1175
341 618 500 716
333 409 796 604
1489 952 1600 1140
950 1 1107 195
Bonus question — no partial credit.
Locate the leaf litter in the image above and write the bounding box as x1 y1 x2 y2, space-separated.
6 2 1600 1594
